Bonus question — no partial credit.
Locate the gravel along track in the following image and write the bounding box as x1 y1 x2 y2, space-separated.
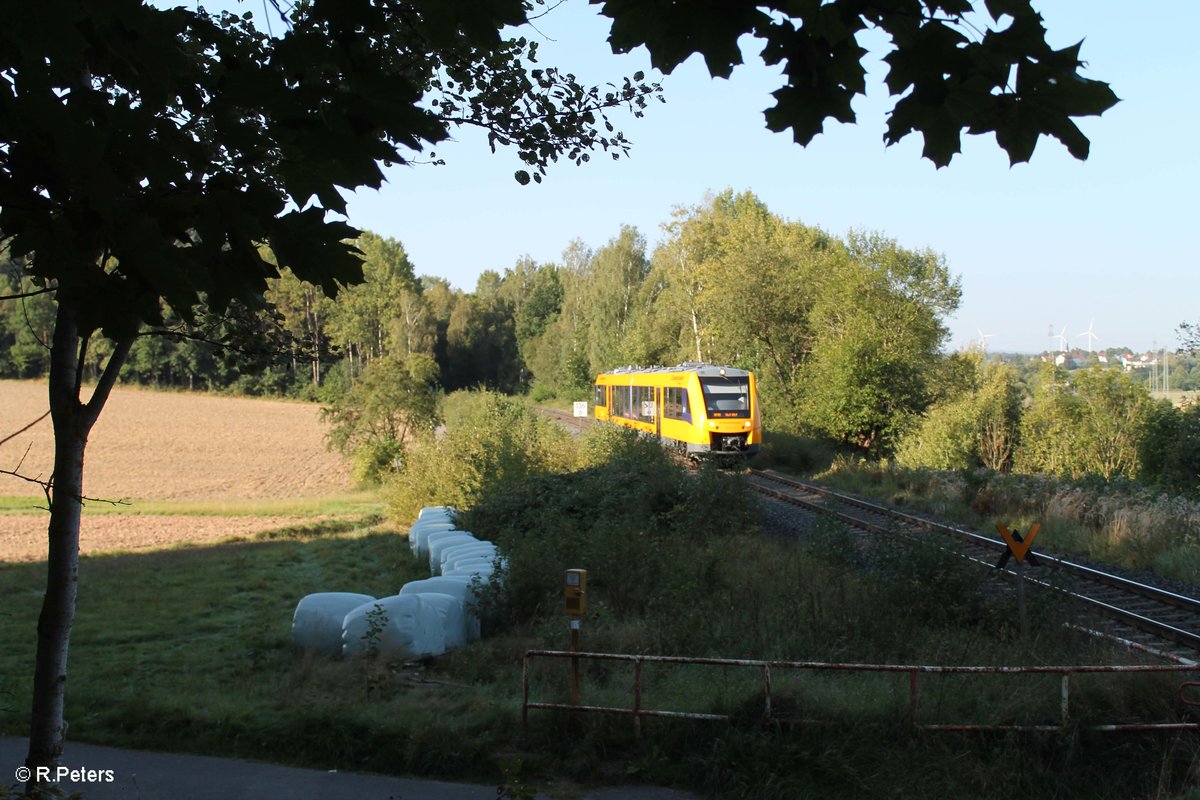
533 405 596 436
747 468 1200 665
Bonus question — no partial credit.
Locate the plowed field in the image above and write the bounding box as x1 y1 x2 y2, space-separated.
0 380 356 561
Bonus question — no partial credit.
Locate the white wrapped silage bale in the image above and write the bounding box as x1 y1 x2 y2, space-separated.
415 592 470 651
409 520 457 557
438 541 496 574
399 575 474 603
342 595 447 660
449 552 506 573
418 505 457 521
427 532 478 574
291 592 376 657
444 562 496 584
447 553 494 571
425 528 474 550
399 577 481 641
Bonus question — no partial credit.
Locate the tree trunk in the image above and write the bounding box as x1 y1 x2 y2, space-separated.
25 306 130 792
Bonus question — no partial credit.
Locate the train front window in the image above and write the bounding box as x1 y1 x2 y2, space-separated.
699 376 750 418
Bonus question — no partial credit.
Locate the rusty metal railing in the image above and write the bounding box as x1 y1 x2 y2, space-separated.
523 650 1200 733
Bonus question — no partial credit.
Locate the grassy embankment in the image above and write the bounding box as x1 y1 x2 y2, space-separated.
805 457 1200 587
750 421 1200 587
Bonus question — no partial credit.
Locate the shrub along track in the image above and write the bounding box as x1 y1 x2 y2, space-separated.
747 468 1200 665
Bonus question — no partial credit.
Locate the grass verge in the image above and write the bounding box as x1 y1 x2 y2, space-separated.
0 491 384 517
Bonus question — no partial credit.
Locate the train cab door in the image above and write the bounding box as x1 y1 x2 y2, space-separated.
655 387 662 437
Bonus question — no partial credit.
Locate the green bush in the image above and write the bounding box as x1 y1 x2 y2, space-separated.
463 425 758 633
352 436 405 486
388 390 578 524
529 382 557 403
895 356 1021 472
755 428 837 473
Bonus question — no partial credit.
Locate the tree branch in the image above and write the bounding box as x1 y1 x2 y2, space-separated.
435 88 651 129
80 337 132 431
19 295 52 352
0 411 51 449
74 330 90 404
138 305 327 368
137 326 285 357
1 443 51 510
0 286 55 301
0 463 131 511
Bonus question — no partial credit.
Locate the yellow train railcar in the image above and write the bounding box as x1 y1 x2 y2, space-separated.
593 363 761 457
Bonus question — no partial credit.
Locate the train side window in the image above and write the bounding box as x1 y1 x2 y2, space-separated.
594 385 606 407
664 387 691 423
639 386 655 419
621 385 638 419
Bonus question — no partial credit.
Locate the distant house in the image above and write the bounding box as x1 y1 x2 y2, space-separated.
1120 352 1158 372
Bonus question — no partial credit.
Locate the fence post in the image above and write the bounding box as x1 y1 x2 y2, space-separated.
633 658 643 738
1061 673 1071 729
763 664 773 721
522 654 529 731
909 670 919 730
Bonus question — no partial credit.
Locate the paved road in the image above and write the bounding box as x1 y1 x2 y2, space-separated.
1 738 700 800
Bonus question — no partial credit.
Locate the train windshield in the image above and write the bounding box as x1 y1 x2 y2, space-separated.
699 376 751 418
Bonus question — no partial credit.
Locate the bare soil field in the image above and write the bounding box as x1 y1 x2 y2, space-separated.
0 380 351 500
0 381 357 561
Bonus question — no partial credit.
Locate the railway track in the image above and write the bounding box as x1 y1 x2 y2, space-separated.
533 405 595 435
747 468 1200 665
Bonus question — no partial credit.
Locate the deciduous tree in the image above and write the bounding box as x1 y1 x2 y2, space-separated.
800 233 960 452
1018 365 1152 480
0 0 655 781
322 352 441 484
597 0 1118 167
896 350 1022 471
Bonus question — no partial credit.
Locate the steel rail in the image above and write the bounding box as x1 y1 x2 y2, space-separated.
753 469 1200 611
746 469 1200 659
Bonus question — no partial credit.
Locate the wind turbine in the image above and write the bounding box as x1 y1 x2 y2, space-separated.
1077 319 1099 353
976 328 995 352
1056 326 1069 352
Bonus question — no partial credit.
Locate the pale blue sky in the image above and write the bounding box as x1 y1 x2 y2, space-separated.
205 1 1197 354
